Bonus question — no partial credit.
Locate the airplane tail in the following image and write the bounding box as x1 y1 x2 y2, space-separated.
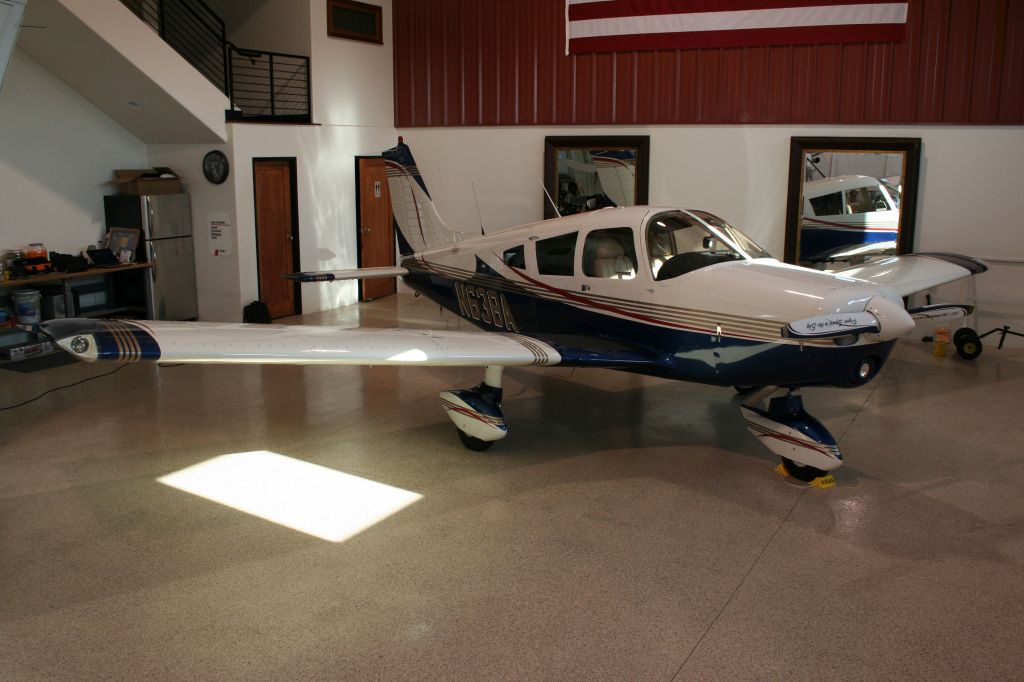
382 137 460 256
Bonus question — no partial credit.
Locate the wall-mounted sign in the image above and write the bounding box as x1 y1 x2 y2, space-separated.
209 212 233 257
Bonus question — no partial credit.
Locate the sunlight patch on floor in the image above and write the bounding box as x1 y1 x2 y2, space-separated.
157 451 422 542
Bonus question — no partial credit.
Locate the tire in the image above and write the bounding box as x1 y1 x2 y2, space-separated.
953 327 974 346
954 329 982 360
781 457 828 483
457 428 493 452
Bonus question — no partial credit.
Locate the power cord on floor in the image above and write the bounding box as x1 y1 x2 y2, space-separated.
0 364 129 411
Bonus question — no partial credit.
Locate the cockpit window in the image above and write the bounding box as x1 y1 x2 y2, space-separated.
689 211 771 259
648 211 769 281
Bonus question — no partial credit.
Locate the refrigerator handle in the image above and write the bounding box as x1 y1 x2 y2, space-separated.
149 243 157 281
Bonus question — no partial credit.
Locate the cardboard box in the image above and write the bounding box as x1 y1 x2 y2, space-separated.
112 167 183 195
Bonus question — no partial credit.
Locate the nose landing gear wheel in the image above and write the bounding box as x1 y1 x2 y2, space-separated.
457 428 494 452
780 457 828 483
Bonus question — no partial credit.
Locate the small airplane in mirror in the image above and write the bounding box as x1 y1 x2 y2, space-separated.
41 138 987 486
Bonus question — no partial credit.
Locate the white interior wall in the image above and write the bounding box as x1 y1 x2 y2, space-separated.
0 50 148 254
310 0 393 127
230 123 399 317
221 0 310 55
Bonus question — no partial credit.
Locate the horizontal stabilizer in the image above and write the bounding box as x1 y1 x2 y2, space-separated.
838 253 987 298
285 266 409 282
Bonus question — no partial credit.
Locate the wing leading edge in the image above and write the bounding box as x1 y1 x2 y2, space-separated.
41 319 560 366
40 320 667 371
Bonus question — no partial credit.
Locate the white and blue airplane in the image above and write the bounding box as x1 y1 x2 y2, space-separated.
40 139 986 485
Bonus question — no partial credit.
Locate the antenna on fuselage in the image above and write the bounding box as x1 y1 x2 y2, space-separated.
539 178 561 218
471 182 485 235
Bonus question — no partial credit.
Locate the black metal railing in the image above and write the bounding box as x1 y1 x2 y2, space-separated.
120 0 227 93
227 46 311 123
120 0 311 123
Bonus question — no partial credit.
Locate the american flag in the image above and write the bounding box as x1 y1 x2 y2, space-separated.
566 1 909 54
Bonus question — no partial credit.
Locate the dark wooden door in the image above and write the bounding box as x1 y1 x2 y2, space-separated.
358 157 396 301
254 159 299 319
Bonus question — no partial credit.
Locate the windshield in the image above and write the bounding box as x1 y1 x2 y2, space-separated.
647 211 771 281
688 211 772 259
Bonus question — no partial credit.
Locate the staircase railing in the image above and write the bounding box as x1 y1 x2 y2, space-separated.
226 45 311 123
120 0 226 94
120 0 311 123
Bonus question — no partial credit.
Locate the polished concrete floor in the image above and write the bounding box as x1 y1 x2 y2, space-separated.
2 294 1023 680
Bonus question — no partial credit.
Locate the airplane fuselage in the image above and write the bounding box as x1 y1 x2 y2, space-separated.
399 206 900 390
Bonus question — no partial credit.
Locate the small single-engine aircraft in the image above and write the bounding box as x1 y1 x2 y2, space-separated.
41 139 987 484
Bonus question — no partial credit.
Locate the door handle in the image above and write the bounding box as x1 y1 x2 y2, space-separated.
149 243 157 281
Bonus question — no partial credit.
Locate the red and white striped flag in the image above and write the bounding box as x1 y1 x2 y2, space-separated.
566 1 909 54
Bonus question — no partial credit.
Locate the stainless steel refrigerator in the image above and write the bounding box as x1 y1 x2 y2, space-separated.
103 193 198 320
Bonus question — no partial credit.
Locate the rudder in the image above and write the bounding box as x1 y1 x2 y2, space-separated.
382 137 460 256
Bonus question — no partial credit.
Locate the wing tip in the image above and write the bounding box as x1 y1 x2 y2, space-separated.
915 252 988 275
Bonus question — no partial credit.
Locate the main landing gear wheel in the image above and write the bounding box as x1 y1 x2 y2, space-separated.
954 328 982 360
780 457 829 483
457 428 493 452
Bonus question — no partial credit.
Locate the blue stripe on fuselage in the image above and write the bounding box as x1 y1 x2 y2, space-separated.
402 268 894 388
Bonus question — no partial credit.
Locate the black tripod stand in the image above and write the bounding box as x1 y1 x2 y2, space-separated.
977 325 1024 350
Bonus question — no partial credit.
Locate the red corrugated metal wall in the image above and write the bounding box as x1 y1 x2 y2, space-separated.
393 0 1024 127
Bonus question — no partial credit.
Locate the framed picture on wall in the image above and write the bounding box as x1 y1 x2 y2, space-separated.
327 0 383 45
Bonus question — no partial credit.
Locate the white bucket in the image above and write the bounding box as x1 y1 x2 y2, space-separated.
13 289 41 325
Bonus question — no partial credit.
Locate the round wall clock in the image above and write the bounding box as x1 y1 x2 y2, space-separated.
202 150 230 184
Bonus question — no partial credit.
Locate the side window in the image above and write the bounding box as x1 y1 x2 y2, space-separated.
536 232 578 276
582 228 636 279
809 192 843 216
502 245 525 269
845 187 889 214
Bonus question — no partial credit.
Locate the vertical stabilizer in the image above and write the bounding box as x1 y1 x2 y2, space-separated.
382 138 459 256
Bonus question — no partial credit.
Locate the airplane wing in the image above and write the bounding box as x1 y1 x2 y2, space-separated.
39 319 661 370
836 252 987 297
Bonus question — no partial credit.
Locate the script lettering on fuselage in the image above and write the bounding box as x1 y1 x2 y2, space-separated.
454 282 520 332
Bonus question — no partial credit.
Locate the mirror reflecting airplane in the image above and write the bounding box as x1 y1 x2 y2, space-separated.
41 139 986 486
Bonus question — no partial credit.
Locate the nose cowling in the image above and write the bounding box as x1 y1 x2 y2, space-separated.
863 295 915 341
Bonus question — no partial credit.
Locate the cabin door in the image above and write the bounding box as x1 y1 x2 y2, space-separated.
356 157 396 301
254 158 301 318
575 227 642 305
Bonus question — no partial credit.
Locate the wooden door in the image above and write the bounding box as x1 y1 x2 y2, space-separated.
358 157 396 301
254 159 299 319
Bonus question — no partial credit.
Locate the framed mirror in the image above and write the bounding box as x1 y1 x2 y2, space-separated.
543 136 650 220
784 137 921 267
